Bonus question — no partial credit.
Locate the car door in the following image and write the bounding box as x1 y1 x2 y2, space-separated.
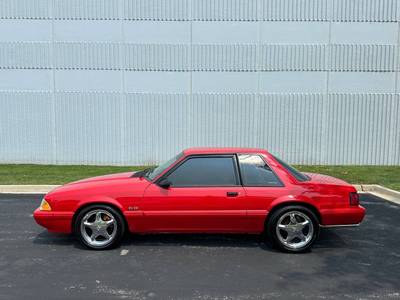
137 155 248 233
237 154 285 233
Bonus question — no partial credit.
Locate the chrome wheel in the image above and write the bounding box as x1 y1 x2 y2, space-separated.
80 209 117 247
275 211 314 250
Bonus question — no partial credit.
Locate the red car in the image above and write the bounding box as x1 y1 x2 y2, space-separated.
34 148 365 252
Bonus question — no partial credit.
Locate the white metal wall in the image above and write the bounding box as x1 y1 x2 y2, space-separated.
0 0 399 165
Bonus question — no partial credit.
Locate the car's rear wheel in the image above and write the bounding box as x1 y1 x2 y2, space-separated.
266 205 319 253
74 204 125 250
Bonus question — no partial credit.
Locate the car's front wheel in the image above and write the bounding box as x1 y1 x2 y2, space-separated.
74 204 125 250
267 205 319 253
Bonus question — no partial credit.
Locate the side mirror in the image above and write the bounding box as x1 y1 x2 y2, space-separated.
158 178 172 189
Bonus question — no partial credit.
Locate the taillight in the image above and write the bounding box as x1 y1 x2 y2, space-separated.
349 192 359 206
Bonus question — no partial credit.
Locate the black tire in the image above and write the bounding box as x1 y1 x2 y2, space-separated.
73 204 126 250
266 205 319 253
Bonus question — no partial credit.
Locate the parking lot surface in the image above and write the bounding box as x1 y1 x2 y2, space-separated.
0 193 399 300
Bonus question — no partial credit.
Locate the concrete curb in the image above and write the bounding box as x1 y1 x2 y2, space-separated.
354 184 400 205
0 185 59 194
0 184 399 205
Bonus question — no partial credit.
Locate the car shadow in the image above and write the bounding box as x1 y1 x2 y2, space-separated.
314 229 348 248
33 231 87 250
32 228 348 251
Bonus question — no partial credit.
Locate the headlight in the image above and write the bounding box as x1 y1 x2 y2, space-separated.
39 199 52 211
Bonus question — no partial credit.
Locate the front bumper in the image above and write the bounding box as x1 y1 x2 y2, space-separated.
33 208 73 233
320 205 366 226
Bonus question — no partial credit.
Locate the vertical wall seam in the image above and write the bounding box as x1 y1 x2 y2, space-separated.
392 16 400 164
322 1 334 164
189 0 193 147
50 0 57 164
395 20 400 93
119 0 126 164
257 0 263 148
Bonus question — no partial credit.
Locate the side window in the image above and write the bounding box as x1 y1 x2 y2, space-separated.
238 155 282 187
165 156 238 187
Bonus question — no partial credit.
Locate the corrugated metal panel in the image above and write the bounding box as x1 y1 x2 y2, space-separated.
332 0 398 22
330 44 396 72
0 91 399 165
325 94 398 165
192 0 259 21
329 72 396 93
124 72 190 92
263 0 398 22
262 0 329 21
54 0 120 20
0 42 51 69
190 93 260 146
192 73 258 92
260 72 327 93
260 44 327 71
0 69 52 91
258 93 325 164
1 1 400 166
124 93 190 165
261 44 396 72
0 91 53 163
125 44 189 71
54 42 120 70
124 0 190 20
2 43 396 73
392 96 400 165
0 0 50 19
54 92 124 164
1 0 399 22
192 44 257 71
54 70 121 92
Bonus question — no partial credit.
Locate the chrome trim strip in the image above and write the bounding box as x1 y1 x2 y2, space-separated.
320 223 360 228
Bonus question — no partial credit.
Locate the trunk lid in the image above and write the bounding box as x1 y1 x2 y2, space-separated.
303 172 353 187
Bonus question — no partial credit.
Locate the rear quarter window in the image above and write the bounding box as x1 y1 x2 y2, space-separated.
238 154 282 187
272 155 310 182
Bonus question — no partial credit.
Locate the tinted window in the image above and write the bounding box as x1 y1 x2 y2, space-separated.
166 156 238 187
272 155 310 182
238 155 282 186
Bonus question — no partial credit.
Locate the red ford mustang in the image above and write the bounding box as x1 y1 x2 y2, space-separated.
34 148 365 252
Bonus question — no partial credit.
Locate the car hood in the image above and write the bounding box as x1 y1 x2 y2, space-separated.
45 171 148 200
66 172 136 185
303 172 352 187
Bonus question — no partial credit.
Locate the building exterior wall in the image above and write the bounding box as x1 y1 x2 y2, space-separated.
0 0 399 165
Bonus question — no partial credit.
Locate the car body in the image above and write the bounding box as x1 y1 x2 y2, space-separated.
34 148 365 252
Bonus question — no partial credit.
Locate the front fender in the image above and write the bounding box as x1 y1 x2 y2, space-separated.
74 195 124 213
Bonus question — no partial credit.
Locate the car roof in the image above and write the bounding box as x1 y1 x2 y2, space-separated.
183 147 269 156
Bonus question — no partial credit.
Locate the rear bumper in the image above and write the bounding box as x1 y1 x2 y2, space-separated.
320 205 366 226
33 208 73 233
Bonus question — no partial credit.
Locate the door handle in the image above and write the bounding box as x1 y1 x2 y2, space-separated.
227 191 239 197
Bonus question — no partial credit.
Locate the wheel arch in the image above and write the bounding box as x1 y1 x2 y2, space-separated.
265 200 321 230
71 200 127 233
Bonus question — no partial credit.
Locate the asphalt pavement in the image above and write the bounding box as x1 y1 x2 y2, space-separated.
0 193 399 300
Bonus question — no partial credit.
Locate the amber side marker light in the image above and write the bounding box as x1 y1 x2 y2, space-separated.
349 192 360 206
39 199 52 211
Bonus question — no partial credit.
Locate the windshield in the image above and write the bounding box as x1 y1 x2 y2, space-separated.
272 155 310 182
145 152 183 180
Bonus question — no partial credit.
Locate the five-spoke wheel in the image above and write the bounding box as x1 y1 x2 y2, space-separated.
267 205 319 252
74 205 125 250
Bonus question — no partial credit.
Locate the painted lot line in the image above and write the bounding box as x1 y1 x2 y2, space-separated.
0 194 399 300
